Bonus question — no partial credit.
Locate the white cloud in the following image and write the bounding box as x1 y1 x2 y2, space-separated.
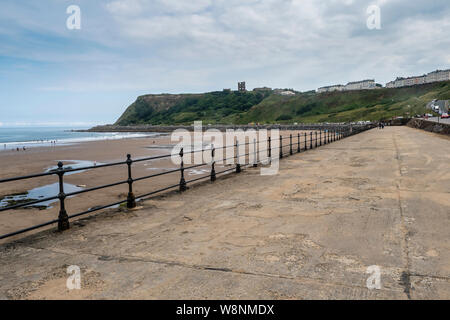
106 0 144 16
156 0 212 13
2 0 450 95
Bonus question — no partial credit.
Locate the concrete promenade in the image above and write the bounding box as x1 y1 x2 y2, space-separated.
0 126 448 299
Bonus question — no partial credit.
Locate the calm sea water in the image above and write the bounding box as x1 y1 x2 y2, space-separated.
0 127 160 150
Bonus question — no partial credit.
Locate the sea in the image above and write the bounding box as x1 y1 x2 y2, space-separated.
0 127 161 151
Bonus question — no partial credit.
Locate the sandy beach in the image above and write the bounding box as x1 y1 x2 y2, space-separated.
0 130 319 241
0 134 176 240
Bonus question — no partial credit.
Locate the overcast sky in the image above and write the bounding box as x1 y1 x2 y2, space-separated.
0 0 449 126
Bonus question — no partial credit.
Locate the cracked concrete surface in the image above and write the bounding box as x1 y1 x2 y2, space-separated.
0 126 449 299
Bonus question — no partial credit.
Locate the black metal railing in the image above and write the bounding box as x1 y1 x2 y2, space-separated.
0 124 374 240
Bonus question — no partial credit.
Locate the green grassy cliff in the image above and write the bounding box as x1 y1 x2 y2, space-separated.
115 81 450 125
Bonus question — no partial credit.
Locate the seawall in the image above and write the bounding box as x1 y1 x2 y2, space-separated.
77 123 371 133
407 118 450 135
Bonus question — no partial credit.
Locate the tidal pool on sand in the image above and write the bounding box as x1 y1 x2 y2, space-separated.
0 183 84 210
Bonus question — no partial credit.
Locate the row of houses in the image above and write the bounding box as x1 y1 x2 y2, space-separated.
317 79 378 93
386 69 450 88
317 68 450 93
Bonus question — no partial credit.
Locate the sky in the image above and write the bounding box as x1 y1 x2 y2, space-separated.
0 0 449 127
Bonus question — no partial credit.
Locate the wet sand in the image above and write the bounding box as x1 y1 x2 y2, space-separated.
0 134 174 240
0 130 318 240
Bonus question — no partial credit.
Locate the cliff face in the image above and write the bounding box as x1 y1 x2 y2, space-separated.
115 94 202 126
114 91 270 125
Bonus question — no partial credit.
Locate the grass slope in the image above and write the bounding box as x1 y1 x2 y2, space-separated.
115 81 450 125
234 81 450 124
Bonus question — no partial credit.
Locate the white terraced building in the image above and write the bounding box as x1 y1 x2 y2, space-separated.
426 69 450 83
344 79 376 91
386 69 450 88
317 80 376 93
317 84 344 93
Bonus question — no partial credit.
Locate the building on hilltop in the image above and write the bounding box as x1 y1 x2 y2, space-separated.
385 80 395 88
238 81 246 92
318 67 450 92
317 80 376 93
387 75 426 88
344 79 376 91
426 69 450 83
317 84 344 93
386 69 450 88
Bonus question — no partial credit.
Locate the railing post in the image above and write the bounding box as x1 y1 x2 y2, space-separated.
211 144 216 182
57 161 69 231
297 133 300 153
319 130 322 146
236 141 241 173
126 154 136 208
315 131 318 148
304 132 307 150
289 134 293 155
253 138 258 167
179 148 187 191
268 136 272 163
310 132 313 149
279 135 283 158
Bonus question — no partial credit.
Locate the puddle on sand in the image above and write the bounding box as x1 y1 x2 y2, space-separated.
0 183 84 210
146 167 179 172
45 160 104 175
88 203 121 211
188 169 210 176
